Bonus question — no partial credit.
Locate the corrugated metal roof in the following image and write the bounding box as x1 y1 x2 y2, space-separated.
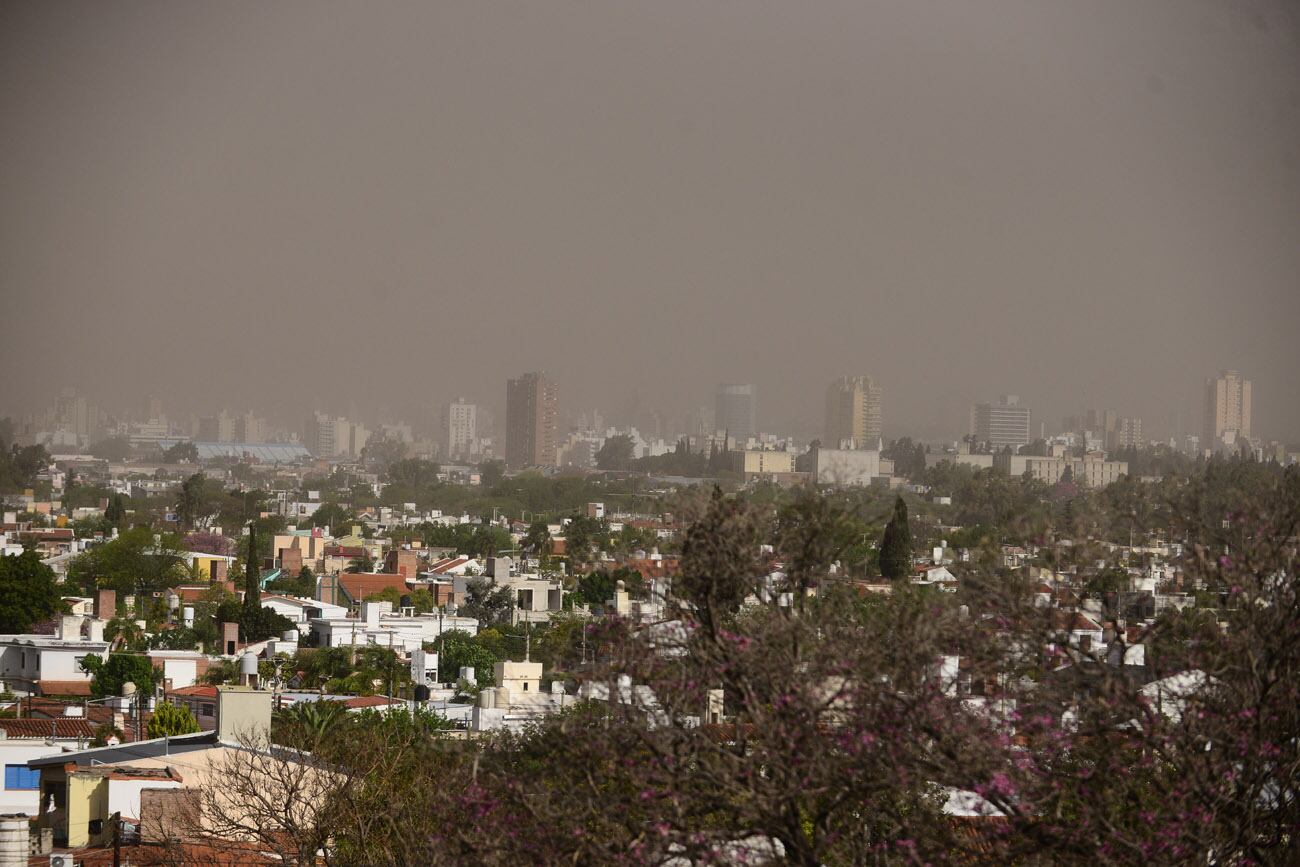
192 442 312 462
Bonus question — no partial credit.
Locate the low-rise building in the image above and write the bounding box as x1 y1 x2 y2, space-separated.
0 616 110 696
813 448 881 487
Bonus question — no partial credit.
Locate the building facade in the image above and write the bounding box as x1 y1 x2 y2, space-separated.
823 375 882 449
715 383 756 443
971 395 1031 450
506 372 558 469
1203 369 1251 451
443 398 478 461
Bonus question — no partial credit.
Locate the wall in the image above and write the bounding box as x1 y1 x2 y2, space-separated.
107 778 182 821
814 449 880 486
0 741 68 813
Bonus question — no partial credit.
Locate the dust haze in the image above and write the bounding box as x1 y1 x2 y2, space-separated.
2 0 1297 441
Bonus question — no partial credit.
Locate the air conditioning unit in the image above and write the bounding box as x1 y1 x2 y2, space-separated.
50 855 75 867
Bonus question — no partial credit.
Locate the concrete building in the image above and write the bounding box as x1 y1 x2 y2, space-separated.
1203 369 1251 452
823 375 882 449
236 412 265 444
197 411 236 443
0 719 93 813
306 413 370 459
715 383 757 443
813 447 881 487
1114 416 1143 449
442 397 478 461
994 453 1128 487
924 447 994 470
505 372 558 469
0 616 111 696
730 449 795 479
971 396 1031 450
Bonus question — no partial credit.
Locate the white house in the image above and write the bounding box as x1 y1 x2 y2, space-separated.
308 603 478 651
259 594 348 634
0 718 93 813
0 617 110 696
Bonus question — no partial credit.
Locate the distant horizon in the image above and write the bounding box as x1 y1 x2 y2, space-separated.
3 366 1290 449
3 2 1297 446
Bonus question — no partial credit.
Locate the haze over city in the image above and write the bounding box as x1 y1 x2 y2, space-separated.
2 0 1298 442
5 3 1300 865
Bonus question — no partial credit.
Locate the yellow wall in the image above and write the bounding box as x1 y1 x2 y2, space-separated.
66 774 107 848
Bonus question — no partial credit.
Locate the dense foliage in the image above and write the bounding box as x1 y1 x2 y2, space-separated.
0 549 65 633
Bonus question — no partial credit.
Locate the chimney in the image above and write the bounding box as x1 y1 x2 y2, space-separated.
94 589 116 620
87 620 105 644
59 615 84 642
221 622 240 656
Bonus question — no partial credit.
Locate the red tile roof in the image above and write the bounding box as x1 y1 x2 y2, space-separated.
337 572 410 602
69 840 276 866
340 695 402 709
38 679 93 696
0 718 94 739
168 684 218 699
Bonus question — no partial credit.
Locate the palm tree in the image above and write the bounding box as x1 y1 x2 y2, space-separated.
276 699 347 741
105 617 145 651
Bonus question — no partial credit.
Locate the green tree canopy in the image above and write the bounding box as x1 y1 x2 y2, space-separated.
478 459 505 488
81 653 160 699
879 496 913 580
435 629 500 687
0 550 65 633
385 457 441 490
146 702 200 738
67 526 188 596
89 436 132 462
595 434 636 471
461 578 515 626
162 440 199 463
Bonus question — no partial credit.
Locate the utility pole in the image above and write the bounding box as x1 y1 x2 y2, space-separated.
112 811 122 867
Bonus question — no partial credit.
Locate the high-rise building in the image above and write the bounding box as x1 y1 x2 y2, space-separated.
971 395 1032 450
443 398 478 461
237 412 265 443
1203 369 1251 450
1115 416 1143 449
824 375 883 449
306 413 368 458
198 411 236 443
715 383 756 444
506 372 558 469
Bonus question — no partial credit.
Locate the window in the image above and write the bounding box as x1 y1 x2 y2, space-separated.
201 703 214 717
5 765 40 790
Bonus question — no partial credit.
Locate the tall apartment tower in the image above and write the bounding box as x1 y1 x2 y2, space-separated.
237 412 265 443
1203 369 1251 449
443 398 478 461
506 373 558 469
1115 417 1143 449
198 410 237 443
715 383 757 444
971 395 1032 450
824 375 883 449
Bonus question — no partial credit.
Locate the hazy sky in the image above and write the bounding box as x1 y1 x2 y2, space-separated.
2 1 1297 442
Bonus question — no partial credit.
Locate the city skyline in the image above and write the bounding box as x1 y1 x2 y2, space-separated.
2 2 1297 442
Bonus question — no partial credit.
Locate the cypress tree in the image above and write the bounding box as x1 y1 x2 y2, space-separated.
241 522 260 636
879 496 913 580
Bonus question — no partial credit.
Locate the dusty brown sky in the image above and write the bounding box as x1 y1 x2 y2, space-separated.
2 1 1297 441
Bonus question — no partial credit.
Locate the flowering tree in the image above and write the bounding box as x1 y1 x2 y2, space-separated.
209 471 1299 865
